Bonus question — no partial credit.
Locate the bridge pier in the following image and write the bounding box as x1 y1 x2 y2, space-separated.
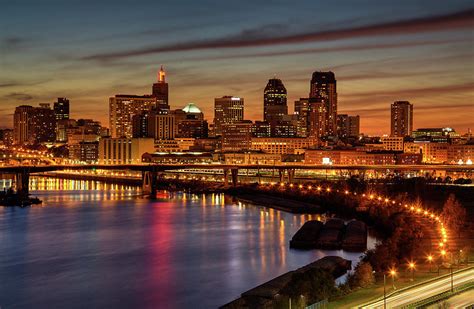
142 170 158 197
15 170 30 197
279 170 284 183
230 168 238 187
287 169 295 184
223 168 229 186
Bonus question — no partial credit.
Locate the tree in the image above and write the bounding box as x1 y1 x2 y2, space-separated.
348 262 375 289
441 194 466 237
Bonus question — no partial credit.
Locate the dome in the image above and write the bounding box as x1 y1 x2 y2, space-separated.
182 103 202 113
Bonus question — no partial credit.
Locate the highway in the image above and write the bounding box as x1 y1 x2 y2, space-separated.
359 267 474 308
442 288 474 308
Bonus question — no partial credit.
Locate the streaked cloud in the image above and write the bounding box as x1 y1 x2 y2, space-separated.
82 8 474 61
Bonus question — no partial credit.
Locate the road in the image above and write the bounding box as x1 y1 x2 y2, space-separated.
439 289 474 308
359 267 474 308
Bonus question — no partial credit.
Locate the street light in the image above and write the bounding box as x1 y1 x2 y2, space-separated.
427 254 433 272
408 262 416 281
389 268 397 290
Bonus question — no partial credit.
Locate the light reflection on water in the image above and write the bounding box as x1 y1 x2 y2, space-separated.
0 178 376 308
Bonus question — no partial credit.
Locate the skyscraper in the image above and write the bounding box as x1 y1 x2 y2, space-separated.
54 97 70 121
152 66 170 112
294 98 310 137
109 94 157 138
263 78 287 123
214 96 244 136
309 71 337 137
391 101 413 137
13 105 34 145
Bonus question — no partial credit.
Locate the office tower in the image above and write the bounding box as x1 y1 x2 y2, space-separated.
391 101 413 137
152 66 170 112
308 99 327 139
221 120 253 152
337 114 360 138
132 111 155 138
263 78 287 123
109 94 157 138
54 98 70 120
31 104 56 143
13 105 34 145
171 103 207 139
214 96 244 136
153 114 176 140
294 98 310 137
309 71 337 137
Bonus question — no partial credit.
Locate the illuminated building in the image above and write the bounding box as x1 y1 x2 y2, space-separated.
214 96 244 136
69 141 99 163
251 121 272 137
294 98 310 137
142 151 213 164
153 114 176 141
221 152 282 165
304 149 419 165
221 120 253 152
337 114 360 138
54 97 70 121
308 99 327 139
250 137 315 154
447 144 474 164
151 66 170 112
13 105 34 145
99 137 155 164
173 103 208 139
380 136 404 151
391 101 413 137
0 129 14 146
404 142 448 163
109 94 157 138
263 78 287 123
412 127 460 142
309 71 337 137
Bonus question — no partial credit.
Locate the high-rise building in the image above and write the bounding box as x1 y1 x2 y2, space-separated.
109 94 157 138
391 101 413 137
251 121 272 137
337 114 360 138
294 98 310 137
98 137 155 164
214 96 244 136
54 97 70 121
153 114 176 140
308 99 327 139
152 66 170 112
13 105 34 145
31 104 56 143
264 78 287 123
309 71 337 137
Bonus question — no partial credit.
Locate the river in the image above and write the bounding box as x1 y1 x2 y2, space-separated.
0 178 376 308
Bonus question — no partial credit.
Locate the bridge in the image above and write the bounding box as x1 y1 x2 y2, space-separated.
1 164 472 197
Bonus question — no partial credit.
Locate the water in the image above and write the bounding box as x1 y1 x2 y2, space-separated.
0 178 376 308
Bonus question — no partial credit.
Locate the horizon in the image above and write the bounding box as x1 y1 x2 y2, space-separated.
1 0 473 134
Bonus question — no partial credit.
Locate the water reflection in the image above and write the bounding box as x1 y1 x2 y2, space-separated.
0 178 376 308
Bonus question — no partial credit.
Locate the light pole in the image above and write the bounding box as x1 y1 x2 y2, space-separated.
450 267 454 293
390 268 397 290
427 254 433 272
408 262 415 281
383 273 387 309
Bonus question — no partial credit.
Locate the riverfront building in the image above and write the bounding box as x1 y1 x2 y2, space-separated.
99 137 155 164
391 101 413 137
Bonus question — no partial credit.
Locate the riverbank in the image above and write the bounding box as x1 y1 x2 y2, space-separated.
221 256 352 309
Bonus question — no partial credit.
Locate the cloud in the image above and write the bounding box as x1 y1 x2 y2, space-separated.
3 92 34 101
82 8 474 61
1 36 30 52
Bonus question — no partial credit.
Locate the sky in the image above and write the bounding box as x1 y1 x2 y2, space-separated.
0 0 473 135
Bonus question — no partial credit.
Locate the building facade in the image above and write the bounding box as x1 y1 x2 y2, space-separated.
309 71 337 137
214 96 244 136
109 95 157 138
391 101 413 137
151 66 170 112
263 78 287 123
98 137 155 164
250 137 315 154
54 97 70 121
221 120 253 152
337 114 360 138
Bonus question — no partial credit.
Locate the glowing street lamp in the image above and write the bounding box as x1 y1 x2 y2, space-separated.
389 268 397 289
408 262 416 281
427 254 433 272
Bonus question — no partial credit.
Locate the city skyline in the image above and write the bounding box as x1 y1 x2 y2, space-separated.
1 1 473 134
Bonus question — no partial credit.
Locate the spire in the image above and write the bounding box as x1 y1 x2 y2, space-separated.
158 65 166 83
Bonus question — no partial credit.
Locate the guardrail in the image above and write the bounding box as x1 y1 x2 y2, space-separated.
405 281 474 308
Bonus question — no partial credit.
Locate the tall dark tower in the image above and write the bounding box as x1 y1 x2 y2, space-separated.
309 71 337 137
263 78 287 123
54 97 70 121
152 66 170 113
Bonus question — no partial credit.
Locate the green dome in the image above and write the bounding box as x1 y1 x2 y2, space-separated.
182 103 202 113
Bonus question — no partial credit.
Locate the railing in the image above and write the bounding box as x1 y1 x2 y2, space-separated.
306 299 328 309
